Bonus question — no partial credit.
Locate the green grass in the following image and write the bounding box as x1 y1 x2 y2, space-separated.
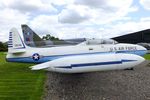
0 52 46 100
0 52 148 100
144 54 150 60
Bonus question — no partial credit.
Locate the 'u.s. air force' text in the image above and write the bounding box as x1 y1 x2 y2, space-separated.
110 46 137 51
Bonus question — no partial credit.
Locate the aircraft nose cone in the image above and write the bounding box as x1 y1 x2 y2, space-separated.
141 46 148 55
136 44 148 56
140 45 147 51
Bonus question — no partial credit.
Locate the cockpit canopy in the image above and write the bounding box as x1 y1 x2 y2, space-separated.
78 38 118 45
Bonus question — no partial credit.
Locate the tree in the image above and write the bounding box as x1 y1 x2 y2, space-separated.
0 42 8 51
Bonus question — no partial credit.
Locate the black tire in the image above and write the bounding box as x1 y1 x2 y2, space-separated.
124 68 134 70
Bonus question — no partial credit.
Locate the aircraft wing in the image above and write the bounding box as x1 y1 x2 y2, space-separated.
31 61 51 70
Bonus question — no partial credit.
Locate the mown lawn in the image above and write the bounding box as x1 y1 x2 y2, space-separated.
144 54 150 60
0 52 46 100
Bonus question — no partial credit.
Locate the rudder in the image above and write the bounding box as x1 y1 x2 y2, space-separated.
8 28 26 53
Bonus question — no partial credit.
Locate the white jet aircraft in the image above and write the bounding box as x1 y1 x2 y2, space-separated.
6 27 147 73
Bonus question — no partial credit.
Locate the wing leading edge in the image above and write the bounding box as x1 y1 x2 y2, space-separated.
31 61 51 70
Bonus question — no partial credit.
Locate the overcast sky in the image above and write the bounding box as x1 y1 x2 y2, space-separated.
0 0 150 42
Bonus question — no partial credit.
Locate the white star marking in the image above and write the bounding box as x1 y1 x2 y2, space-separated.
33 55 39 60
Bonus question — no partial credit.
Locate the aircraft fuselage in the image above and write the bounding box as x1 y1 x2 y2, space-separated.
6 43 147 64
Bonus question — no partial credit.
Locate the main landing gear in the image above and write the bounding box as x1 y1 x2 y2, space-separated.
124 67 134 70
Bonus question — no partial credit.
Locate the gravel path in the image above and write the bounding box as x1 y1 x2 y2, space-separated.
43 61 150 100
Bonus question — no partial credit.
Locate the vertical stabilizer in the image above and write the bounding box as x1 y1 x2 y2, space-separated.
21 25 46 47
8 28 26 53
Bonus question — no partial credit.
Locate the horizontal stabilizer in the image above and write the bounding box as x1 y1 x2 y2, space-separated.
8 49 26 54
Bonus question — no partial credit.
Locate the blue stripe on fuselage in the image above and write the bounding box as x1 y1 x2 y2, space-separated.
6 50 147 63
116 50 147 56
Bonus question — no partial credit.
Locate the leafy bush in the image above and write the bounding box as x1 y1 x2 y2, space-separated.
0 42 8 51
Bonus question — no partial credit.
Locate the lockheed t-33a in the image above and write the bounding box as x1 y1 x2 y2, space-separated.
6 25 147 73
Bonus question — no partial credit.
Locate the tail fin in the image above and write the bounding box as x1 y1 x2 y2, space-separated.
21 24 46 47
8 28 26 53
